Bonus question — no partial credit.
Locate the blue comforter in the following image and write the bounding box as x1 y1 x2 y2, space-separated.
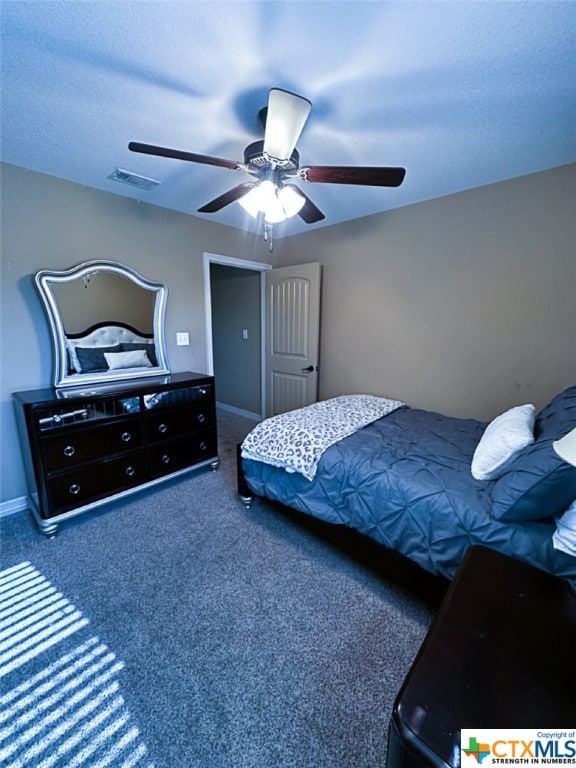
242 404 576 583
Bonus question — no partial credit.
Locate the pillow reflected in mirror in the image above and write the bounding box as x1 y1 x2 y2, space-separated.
120 342 158 367
104 350 153 370
76 345 122 373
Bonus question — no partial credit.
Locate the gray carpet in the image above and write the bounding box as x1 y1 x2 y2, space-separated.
0 409 443 768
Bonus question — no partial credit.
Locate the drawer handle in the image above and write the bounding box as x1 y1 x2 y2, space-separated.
125 465 136 477
121 432 132 443
197 413 206 424
63 445 75 457
158 423 168 434
199 441 207 451
161 454 171 465
69 483 81 495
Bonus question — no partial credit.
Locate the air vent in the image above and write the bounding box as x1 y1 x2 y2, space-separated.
107 168 161 191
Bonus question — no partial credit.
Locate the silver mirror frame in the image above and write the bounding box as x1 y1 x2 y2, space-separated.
35 260 170 388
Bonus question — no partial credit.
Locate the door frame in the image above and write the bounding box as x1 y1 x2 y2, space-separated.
203 252 272 419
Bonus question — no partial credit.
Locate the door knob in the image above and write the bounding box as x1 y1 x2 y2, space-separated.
301 365 315 372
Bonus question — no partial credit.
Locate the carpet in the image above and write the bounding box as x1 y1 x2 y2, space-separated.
0 409 443 768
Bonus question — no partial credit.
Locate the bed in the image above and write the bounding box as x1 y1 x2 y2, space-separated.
238 386 576 585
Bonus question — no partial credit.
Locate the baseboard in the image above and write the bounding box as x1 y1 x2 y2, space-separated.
0 496 29 518
216 402 261 422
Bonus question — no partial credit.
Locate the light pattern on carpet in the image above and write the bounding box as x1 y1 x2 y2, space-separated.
0 562 154 768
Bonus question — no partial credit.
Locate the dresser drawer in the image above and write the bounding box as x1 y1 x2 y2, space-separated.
146 405 214 444
143 384 212 411
42 417 143 471
35 396 140 432
149 430 217 478
46 451 148 517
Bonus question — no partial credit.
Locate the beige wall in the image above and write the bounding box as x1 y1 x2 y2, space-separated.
0 162 274 503
278 164 576 420
1 161 575 506
52 271 155 334
211 263 262 415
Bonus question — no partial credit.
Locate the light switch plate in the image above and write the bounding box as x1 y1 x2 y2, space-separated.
176 332 190 346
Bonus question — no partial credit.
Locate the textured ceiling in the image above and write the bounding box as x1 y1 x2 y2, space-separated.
1 1 575 238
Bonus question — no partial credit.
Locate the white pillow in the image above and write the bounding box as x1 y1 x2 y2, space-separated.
471 404 536 480
553 500 576 556
104 349 152 370
66 342 82 373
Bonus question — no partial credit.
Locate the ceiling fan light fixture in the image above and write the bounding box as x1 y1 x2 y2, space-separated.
278 185 306 218
238 179 278 218
238 179 294 223
237 185 263 218
264 195 287 224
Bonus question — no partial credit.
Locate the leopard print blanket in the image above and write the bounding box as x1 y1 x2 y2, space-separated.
241 394 405 481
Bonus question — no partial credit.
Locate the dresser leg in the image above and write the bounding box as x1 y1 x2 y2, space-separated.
209 459 220 471
29 502 59 538
38 519 59 538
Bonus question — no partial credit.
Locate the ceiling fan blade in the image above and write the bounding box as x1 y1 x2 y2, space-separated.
197 182 256 213
129 142 240 170
263 89 311 162
298 165 406 187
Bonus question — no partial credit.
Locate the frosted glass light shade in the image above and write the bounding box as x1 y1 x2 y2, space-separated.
264 195 287 223
237 187 262 218
238 180 277 219
238 180 305 224
278 185 305 217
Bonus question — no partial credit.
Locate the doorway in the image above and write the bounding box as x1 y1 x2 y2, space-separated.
203 253 271 420
203 253 322 420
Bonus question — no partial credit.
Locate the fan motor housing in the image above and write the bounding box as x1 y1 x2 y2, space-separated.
243 140 300 172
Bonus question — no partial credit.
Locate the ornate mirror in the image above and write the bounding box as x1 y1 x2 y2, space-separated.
36 260 170 388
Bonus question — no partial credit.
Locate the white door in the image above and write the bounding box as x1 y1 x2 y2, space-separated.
264 262 321 417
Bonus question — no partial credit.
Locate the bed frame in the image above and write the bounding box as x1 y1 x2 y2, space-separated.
236 442 449 604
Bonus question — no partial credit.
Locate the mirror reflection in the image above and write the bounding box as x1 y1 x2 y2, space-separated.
52 271 155 334
35 260 170 388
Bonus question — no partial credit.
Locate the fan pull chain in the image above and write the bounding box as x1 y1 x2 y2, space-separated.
264 222 274 252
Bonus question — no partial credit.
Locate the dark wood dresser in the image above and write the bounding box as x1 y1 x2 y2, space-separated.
387 545 576 767
14 372 218 536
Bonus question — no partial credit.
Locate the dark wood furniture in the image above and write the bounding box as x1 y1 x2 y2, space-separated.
14 371 218 536
387 545 576 768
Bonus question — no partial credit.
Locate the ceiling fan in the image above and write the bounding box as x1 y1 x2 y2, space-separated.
129 88 406 229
